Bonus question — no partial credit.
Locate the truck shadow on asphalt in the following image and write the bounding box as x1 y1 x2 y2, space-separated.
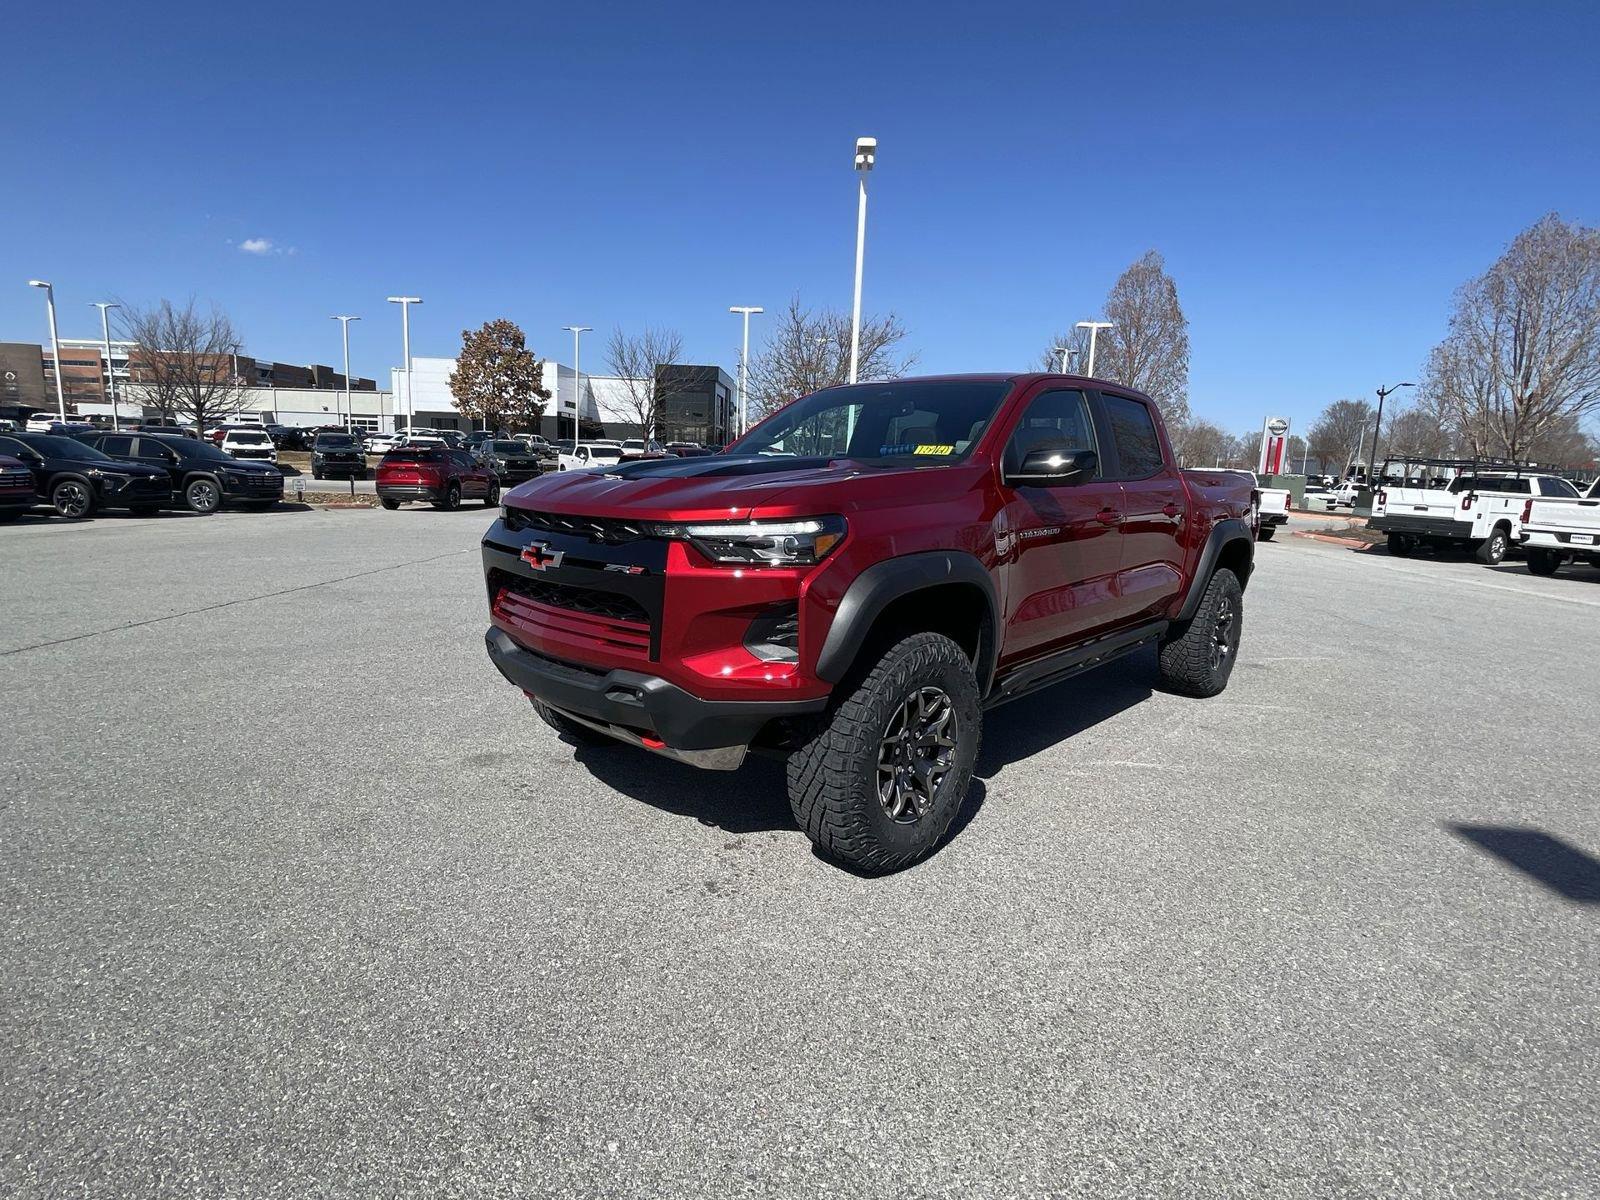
564 650 1155 866
1446 823 1600 904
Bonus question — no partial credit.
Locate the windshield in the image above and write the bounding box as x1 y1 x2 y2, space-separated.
230 431 269 444
729 380 1010 464
586 446 622 459
490 441 523 453
19 434 112 461
316 434 356 448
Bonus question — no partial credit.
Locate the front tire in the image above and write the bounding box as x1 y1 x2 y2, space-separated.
1477 527 1509 565
51 479 96 519
1159 568 1243 698
1525 548 1563 576
786 632 981 875
185 478 221 515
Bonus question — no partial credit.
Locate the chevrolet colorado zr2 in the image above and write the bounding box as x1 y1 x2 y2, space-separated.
481 375 1256 873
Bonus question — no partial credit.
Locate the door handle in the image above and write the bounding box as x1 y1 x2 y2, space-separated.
1095 508 1121 525
1162 503 1183 518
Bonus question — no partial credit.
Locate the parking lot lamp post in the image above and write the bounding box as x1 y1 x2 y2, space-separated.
92 301 121 430
28 281 68 421
563 326 592 445
332 315 360 433
848 137 876 385
1370 382 1413 483
386 297 421 433
729 306 763 438
1075 321 1113 378
1053 345 1071 373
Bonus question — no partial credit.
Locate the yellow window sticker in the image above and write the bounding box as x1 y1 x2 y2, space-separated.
913 444 955 456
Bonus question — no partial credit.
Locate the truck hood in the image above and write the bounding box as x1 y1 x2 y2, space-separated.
503 454 932 521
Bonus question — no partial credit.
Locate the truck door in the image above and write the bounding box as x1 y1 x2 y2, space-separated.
995 386 1127 660
1094 391 1188 621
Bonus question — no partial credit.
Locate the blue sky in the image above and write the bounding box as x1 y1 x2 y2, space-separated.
3 0 1596 434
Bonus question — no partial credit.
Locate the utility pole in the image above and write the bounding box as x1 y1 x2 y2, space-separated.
92 301 121 430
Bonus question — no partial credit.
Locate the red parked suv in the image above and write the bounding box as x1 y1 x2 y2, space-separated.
482 375 1256 872
377 447 499 510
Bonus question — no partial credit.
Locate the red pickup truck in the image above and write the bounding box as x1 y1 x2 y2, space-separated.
482 374 1255 873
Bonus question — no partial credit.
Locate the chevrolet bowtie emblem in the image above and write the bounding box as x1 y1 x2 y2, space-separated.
520 542 564 571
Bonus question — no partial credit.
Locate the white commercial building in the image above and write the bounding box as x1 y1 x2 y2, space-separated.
389 356 641 438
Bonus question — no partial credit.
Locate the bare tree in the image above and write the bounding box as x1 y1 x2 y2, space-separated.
1170 418 1229 467
604 326 685 441
1307 399 1376 472
1036 325 1091 373
1421 213 1600 459
747 297 915 421
118 299 250 432
1384 403 1454 461
1523 412 1599 468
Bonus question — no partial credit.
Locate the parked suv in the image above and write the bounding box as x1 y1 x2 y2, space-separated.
80 431 283 513
221 428 278 463
0 432 171 518
310 431 368 480
376 447 498 510
0 454 39 520
476 439 543 485
481 374 1256 873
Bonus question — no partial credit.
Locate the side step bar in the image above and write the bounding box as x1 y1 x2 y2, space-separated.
985 620 1169 709
549 704 748 771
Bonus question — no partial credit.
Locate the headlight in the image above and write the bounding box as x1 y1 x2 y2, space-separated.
88 469 129 490
651 516 846 566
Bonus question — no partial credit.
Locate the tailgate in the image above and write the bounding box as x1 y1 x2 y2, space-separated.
1527 497 1600 538
1258 488 1289 516
1375 485 1455 519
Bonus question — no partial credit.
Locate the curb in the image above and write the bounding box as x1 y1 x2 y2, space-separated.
1292 530 1375 550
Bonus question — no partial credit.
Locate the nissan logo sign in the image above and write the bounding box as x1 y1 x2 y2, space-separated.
1266 417 1289 436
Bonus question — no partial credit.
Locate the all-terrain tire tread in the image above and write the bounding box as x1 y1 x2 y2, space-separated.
1158 568 1243 698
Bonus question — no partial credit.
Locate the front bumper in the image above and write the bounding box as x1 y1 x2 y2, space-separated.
485 626 825 759
315 457 366 476
1369 514 1473 539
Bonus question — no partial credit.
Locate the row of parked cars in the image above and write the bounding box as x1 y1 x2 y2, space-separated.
1367 460 1599 575
0 429 283 519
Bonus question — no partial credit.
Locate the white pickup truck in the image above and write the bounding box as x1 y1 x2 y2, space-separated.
1369 471 1581 563
1518 477 1600 576
1249 473 1290 540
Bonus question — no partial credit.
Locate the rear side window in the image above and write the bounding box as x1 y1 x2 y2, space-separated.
1100 394 1164 479
1539 477 1579 498
99 435 136 456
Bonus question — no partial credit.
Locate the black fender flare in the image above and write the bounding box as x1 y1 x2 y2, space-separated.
1177 518 1255 622
815 550 999 691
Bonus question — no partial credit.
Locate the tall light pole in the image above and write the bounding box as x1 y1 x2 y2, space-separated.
1052 345 1071 373
386 297 421 433
331 315 360 433
1076 321 1113 378
848 137 877 385
1369 381 1413 482
28 281 67 421
563 325 592 445
92 301 121 430
729 305 763 438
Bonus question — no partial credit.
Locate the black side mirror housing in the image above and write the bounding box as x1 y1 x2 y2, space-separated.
1006 447 1098 487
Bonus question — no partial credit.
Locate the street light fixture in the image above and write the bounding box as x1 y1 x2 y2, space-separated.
1369 381 1414 482
92 301 121 430
1075 321 1113 378
332 315 361 433
729 305 763 439
386 297 421 433
848 136 876 385
28 280 67 421
563 326 592 446
1052 345 1073 374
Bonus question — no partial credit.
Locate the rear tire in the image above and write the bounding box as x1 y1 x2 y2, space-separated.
1477 527 1509 565
1387 532 1414 557
1257 524 1277 541
435 482 462 511
1158 568 1243 698
786 632 981 875
380 497 400 510
532 698 615 746
1525 548 1563 576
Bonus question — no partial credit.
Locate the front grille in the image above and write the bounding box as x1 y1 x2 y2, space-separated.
490 570 652 657
490 568 648 624
505 508 651 545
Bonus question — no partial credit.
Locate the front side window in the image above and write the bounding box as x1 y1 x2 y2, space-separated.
1002 389 1096 477
1100 394 1165 479
730 380 1010 464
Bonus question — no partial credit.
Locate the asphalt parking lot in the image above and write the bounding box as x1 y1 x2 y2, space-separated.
3 507 1598 1198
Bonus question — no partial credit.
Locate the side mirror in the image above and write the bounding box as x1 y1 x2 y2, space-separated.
1006 447 1097 487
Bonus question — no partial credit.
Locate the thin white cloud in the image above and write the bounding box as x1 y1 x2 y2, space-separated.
239 237 274 255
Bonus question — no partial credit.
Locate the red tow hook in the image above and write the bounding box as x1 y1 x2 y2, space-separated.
640 734 666 749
